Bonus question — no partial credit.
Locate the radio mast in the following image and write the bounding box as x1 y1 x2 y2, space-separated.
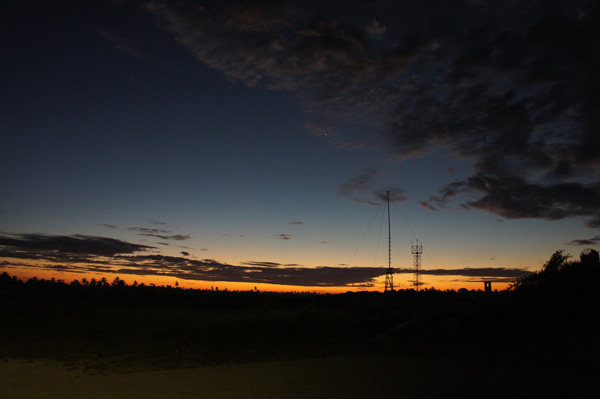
384 190 394 292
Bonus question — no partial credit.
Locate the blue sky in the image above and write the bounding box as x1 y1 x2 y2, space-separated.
1 0 599 291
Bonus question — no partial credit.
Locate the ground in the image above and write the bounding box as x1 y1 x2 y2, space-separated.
1 286 598 398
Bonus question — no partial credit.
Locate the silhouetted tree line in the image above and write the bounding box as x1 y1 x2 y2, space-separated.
0 273 342 308
0 272 493 299
0 273 177 292
510 248 600 300
2 248 598 299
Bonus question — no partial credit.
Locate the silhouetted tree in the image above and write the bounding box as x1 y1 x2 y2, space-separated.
26 276 41 288
111 276 126 288
70 279 82 288
0 271 23 288
510 250 571 291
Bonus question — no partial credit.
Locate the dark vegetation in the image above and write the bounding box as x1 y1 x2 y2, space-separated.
1 250 599 396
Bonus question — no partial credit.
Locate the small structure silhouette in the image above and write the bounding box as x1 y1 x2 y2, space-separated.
484 282 492 292
581 248 599 265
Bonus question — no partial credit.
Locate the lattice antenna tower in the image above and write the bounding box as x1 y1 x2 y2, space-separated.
411 240 423 291
384 190 394 292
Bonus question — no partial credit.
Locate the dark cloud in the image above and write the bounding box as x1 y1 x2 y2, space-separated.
421 176 600 229
277 234 293 240
0 234 154 257
46 264 78 272
146 0 600 231
565 235 600 246
289 221 304 225
127 258 387 287
144 0 405 149
384 3 600 229
337 168 406 206
180 251 190 256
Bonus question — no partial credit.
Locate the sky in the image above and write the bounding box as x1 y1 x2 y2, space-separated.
1 0 599 293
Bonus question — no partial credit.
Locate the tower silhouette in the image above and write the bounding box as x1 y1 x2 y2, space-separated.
384 191 394 292
411 240 423 291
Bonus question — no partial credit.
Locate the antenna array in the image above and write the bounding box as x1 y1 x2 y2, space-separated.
411 240 423 291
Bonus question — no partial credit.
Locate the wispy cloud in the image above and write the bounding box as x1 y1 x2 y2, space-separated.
98 29 147 58
242 261 301 268
149 220 168 225
138 233 191 241
337 168 406 206
128 227 170 234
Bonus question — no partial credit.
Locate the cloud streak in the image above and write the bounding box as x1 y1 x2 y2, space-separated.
98 29 147 58
100 224 118 229
565 235 600 246
128 226 191 241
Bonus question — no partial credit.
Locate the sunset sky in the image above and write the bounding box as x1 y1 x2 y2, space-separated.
2 0 599 292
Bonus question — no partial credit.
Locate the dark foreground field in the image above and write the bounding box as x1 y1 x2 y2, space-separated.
1 282 599 398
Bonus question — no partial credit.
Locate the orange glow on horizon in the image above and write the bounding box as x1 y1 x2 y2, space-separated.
3 265 512 294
